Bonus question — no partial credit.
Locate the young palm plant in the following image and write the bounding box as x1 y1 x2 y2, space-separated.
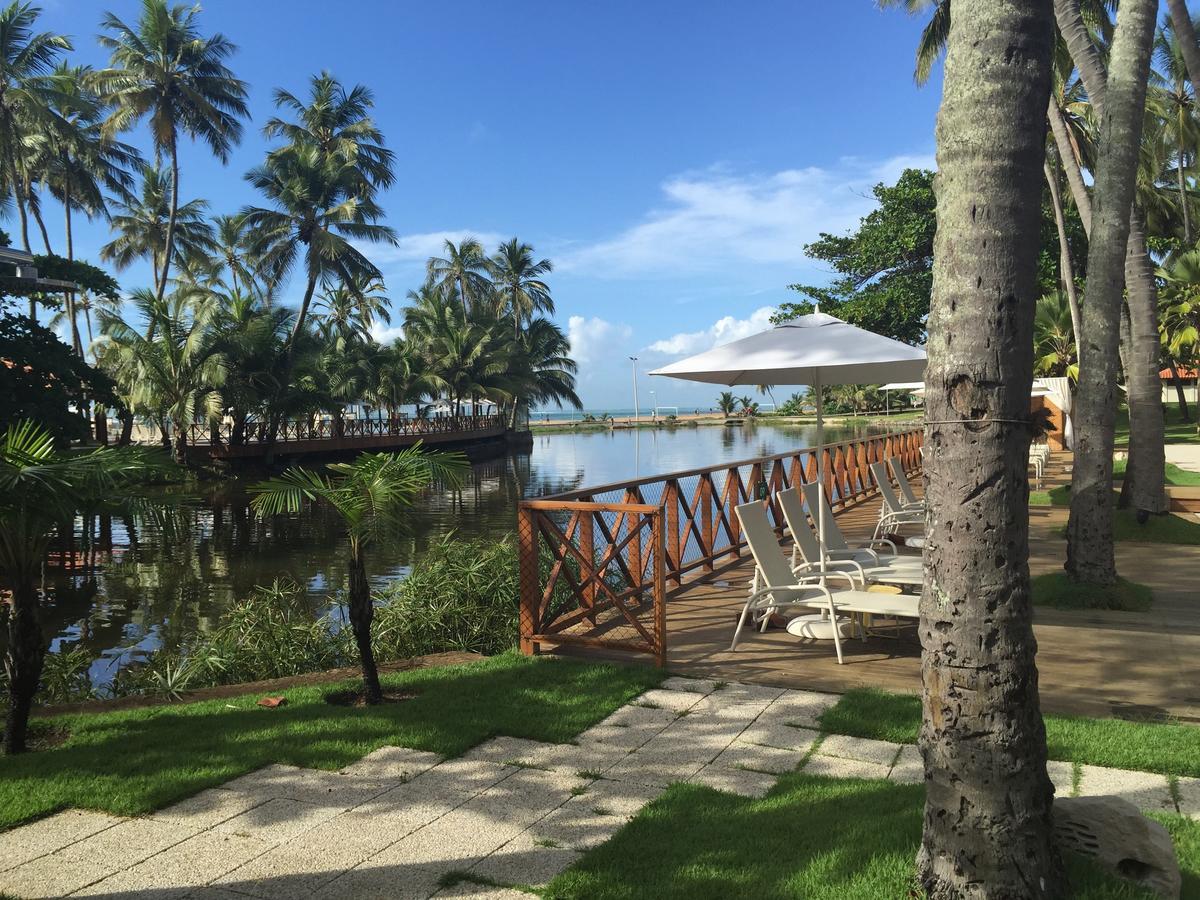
0 421 164 753
250 447 467 704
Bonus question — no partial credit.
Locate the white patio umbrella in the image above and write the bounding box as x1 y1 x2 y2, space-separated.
649 312 926 580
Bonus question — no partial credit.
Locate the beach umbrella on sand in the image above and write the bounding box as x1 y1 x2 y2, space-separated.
649 312 926 581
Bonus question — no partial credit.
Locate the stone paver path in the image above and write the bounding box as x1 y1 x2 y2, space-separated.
1 677 1196 899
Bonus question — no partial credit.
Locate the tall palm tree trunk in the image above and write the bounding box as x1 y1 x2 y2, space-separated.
1179 148 1192 245
63 192 82 355
29 185 52 255
156 140 180 304
1064 0 1158 586
5 145 31 255
1168 358 1192 421
1044 158 1083 345
347 548 383 704
918 1 1063 895
3 579 45 755
1168 0 1200 89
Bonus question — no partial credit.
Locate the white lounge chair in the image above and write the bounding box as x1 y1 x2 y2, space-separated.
777 487 922 589
799 481 921 569
887 456 924 510
869 461 925 539
733 500 919 661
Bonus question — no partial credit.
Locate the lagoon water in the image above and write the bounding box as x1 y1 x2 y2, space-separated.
34 419 889 685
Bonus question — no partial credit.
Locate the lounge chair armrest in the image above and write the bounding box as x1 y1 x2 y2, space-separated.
849 538 897 555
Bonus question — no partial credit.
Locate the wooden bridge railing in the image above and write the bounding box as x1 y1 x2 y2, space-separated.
187 414 503 447
517 427 924 664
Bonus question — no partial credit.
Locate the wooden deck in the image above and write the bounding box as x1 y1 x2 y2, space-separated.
657 463 1200 721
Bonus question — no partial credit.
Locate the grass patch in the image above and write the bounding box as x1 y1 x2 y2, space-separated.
1031 572 1153 611
1113 459 1200 487
818 689 1200 777
0 653 660 831
1112 508 1200 544
1030 485 1072 507
543 772 1197 899
1117 402 1200 446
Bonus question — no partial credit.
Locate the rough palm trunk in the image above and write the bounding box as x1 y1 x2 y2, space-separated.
1047 99 1092 235
1120 216 1168 514
1062 0 1159 585
1168 359 1192 421
63 192 82 355
5 146 31 256
347 549 382 704
30 189 52 255
1045 158 1083 345
156 140 180 304
3 581 45 755
918 2 1063 896
1168 0 1200 91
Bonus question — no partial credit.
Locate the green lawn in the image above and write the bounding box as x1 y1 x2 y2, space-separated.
1031 572 1153 611
543 770 1199 900
0 653 661 830
818 688 1200 777
1112 458 1200 486
1117 402 1200 446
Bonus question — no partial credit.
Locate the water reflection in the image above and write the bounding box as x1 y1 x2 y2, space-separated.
18 420 882 684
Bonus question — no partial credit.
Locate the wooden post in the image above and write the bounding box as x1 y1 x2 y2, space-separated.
664 479 681 585
700 474 715 571
652 509 667 667
578 512 597 624
517 504 540 655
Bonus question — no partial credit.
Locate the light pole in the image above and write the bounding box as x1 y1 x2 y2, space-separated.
629 357 640 425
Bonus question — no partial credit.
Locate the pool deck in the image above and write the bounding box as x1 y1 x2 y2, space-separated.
655 461 1200 722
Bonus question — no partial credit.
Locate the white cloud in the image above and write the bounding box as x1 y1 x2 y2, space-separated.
568 315 633 365
370 321 406 345
561 153 934 277
647 306 777 357
366 230 506 265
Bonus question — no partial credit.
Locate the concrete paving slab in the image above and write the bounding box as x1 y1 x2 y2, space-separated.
604 748 708 788
1176 776 1200 820
1077 765 1176 813
573 721 666 752
528 802 625 852
151 787 266 830
689 764 777 798
633 688 705 712
713 682 787 703
888 745 923 785
406 760 517 798
218 763 390 809
713 740 806 775
761 690 840 727
686 695 771 722
533 741 622 777
214 797 339 844
1046 760 1075 798
816 734 902 767
736 722 819 752
598 704 679 729
578 778 665 820
73 830 272 898
460 736 562 767
310 858 444 900
380 806 526 870
0 810 123 873
802 754 892 781
209 839 358 899
435 881 535 899
660 676 717 694
469 829 581 887
340 746 443 782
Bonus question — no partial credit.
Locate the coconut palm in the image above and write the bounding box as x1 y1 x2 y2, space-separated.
241 144 396 345
426 238 493 314
95 0 249 302
315 273 391 345
96 287 227 463
250 447 467 704
491 238 553 338
368 338 437 415
716 391 738 415
1033 292 1079 378
511 317 581 415
0 420 163 753
1150 16 1200 244
263 71 394 197
100 164 216 298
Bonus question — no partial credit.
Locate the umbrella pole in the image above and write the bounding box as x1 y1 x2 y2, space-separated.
815 370 826 578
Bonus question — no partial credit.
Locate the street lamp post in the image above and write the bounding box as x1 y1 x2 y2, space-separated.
629 357 640 425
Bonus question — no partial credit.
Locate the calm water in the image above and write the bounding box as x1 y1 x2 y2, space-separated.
28 420 886 686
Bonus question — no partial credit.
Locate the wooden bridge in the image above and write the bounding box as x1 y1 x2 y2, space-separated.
183 414 508 461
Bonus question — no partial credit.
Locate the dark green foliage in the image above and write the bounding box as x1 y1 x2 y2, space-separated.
373 535 521 659
0 315 120 442
0 654 661 829
773 168 1086 345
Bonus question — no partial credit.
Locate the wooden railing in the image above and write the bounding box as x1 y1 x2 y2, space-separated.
517 428 923 664
186 414 503 446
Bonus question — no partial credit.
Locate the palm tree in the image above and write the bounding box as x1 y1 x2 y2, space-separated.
0 421 163 753
1150 16 1200 244
368 338 437 416
100 164 216 299
0 0 70 312
426 238 493 315
918 1 1065 892
315 273 391 345
96 287 227 463
511 317 581 420
1033 292 1079 378
208 213 263 299
95 0 249 303
491 238 553 338
250 448 467 704
241 144 397 345
716 391 738 416
1157 249 1200 421
263 71 394 197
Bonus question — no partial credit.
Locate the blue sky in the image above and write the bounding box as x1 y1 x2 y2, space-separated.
38 0 942 409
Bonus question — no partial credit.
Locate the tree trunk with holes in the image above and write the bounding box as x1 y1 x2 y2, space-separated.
347 549 382 704
1168 0 1200 90
919 2 1064 895
1065 0 1158 586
